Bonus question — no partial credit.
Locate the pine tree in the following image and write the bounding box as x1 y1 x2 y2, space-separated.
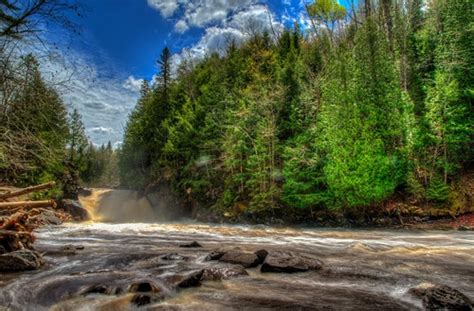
68 108 88 164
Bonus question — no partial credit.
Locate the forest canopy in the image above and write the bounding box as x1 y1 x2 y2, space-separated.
119 0 473 221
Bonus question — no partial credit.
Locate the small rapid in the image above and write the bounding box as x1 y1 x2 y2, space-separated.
0 189 473 310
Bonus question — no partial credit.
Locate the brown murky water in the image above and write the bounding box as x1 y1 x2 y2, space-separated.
0 190 473 310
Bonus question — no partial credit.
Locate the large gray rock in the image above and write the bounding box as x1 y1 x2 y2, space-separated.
0 249 44 272
410 283 472 310
261 252 323 273
219 251 260 268
32 210 62 225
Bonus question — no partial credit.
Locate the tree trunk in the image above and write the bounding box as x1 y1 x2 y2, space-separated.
0 200 56 210
0 182 55 201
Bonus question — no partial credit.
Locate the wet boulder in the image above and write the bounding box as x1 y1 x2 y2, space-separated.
179 241 202 248
410 284 472 311
177 270 204 288
219 251 260 268
82 284 122 296
261 252 323 273
59 199 89 221
254 249 269 264
202 263 249 281
205 250 227 261
45 244 85 256
165 270 204 289
0 249 44 272
204 247 242 261
128 281 166 306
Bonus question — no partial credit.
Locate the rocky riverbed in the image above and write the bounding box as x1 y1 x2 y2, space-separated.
0 222 472 310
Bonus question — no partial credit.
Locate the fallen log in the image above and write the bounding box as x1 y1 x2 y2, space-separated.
0 200 56 210
0 182 55 201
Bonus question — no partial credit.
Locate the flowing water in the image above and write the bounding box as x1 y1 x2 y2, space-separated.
0 190 473 310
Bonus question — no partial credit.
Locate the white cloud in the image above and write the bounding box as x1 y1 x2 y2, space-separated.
147 0 181 17
147 0 258 32
173 4 283 64
89 127 114 134
123 75 144 92
174 19 189 33
40 50 141 147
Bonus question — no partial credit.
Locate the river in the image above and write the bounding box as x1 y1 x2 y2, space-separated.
0 190 473 310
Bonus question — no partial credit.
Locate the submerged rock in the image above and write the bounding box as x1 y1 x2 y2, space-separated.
179 241 202 248
131 294 152 306
202 263 249 281
0 249 44 272
410 283 472 311
261 252 323 273
161 253 186 261
219 251 260 268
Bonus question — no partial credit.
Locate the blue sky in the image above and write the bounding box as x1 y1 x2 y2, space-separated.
42 0 345 147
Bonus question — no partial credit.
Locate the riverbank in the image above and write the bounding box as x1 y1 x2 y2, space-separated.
76 187 474 230
0 183 89 273
193 205 474 231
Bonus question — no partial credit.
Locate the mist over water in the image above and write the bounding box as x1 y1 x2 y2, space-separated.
0 189 472 310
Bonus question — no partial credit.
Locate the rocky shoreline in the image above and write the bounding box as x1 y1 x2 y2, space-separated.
194 206 474 231
0 199 88 273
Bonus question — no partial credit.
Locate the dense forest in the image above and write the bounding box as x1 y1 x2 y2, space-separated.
120 0 473 222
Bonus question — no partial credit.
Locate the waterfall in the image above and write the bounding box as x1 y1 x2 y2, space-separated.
78 189 157 223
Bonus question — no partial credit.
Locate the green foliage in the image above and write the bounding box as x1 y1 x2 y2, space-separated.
307 0 346 28
118 0 472 219
426 177 450 203
1 54 69 187
282 129 327 209
67 109 89 172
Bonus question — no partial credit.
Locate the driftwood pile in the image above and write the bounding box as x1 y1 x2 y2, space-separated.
0 182 71 254
0 182 90 272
